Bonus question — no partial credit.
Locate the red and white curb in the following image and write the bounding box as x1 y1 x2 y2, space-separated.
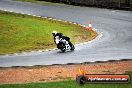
1 9 103 56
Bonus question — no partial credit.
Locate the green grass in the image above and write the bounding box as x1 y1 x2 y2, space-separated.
0 11 97 54
0 72 132 88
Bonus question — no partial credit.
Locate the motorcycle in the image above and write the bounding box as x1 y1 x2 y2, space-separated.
55 36 75 52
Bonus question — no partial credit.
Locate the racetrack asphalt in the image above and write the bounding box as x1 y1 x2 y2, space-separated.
0 0 132 67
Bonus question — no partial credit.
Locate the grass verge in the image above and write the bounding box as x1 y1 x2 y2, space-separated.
0 11 97 54
0 72 131 88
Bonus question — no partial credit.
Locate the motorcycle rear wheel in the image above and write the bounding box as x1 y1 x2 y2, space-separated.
70 44 75 51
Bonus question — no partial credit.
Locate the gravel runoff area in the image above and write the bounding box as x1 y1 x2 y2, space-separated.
0 60 132 84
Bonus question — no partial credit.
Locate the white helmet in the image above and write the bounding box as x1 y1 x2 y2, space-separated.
52 31 57 35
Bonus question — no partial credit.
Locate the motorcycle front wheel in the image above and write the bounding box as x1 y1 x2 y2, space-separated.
59 43 66 52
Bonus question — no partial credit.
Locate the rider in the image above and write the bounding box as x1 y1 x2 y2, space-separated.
52 31 72 48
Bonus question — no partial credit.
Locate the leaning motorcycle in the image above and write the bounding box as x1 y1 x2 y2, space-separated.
55 37 75 52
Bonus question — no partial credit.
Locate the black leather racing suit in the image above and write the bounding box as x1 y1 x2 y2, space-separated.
53 33 72 48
